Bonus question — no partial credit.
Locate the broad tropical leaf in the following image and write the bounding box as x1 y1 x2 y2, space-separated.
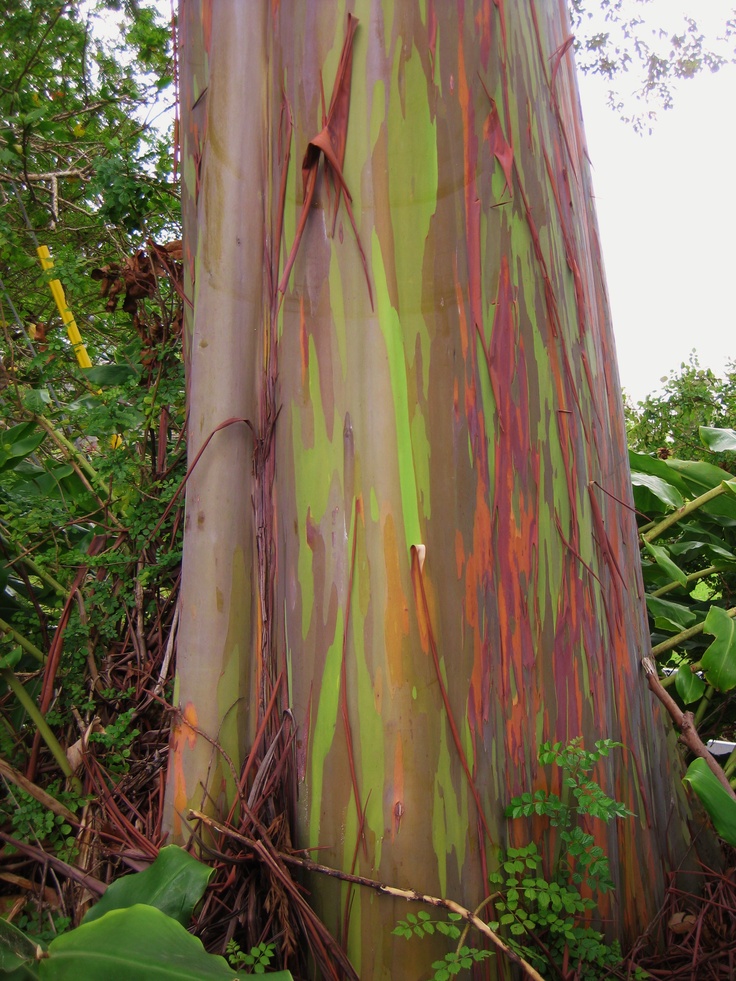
674 664 706 705
82 846 214 927
701 606 736 691
683 758 736 847
41 906 253 981
699 426 736 453
643 541 688 588
630 472 684 512
0 915 44 975
645 596 697 633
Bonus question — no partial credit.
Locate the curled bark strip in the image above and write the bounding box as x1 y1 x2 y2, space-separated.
278 15 372 309
641 656 736 800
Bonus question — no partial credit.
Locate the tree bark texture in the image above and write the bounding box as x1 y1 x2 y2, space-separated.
169 2 696 976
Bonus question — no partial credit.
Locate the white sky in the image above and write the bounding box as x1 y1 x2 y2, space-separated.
111 0 734 407
575 1 736 403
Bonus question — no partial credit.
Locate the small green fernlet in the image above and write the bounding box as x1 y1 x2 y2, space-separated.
394 738 649 981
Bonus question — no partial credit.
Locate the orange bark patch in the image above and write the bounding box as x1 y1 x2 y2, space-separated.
170 701 199 838
454 529 465 580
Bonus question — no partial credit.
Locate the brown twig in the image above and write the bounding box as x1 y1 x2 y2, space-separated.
189 809 547 981
642 656 736 799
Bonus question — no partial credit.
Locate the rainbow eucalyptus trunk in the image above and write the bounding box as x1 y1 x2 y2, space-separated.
168 0 695 976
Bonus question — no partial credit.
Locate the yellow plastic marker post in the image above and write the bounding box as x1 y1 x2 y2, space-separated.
36 245 92 369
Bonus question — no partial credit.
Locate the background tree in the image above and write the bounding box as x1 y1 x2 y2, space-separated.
169 1 699 977
0 1 186 943
570 0 736 130
0 0 177 330
626 354 736 469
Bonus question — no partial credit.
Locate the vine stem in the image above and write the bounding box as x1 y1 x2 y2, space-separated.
641 657 736 800
1 668 82 793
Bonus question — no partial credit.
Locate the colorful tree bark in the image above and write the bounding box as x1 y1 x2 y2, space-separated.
168 1 695 976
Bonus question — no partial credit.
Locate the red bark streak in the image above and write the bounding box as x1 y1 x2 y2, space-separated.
410 547 494 851
278 15 372 308
479 76 513 201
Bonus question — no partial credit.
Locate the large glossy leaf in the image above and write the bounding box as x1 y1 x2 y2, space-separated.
628 450 689 492
643 541 688 587
701 606 736 691
83 845 213 927
0 424 46 474
700 426 736 453
41 906 245 980
666 460 736 521
631 472 684 512
82 365 140 386
670 540 736 569
683 758 736 847
674 664 706 705
0 915 44 975
645 596 697 633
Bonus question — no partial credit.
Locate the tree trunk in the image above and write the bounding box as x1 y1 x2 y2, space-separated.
168 1 696 976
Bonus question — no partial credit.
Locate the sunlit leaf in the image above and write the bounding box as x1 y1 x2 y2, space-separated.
630 472 683 511
701 606 736 691
674 664 706 705
700 426 736 453
683 758 736 847
0 647 23 670
643 541 688 587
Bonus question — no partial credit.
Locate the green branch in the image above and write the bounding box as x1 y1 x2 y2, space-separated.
650 565 719 598
642 483 730 544
1 668 82 793
0 618 45 663
651 605 736 663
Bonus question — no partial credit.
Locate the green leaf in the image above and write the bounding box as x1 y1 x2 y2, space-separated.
0 915 45 973
82 846 214 927
700 426 736 453
81 365 140 386
645 595 697 632
666 460 736 520
0 647 23 670
674 664 706 705
0 424 46 473
630 472 684 510
40 906 278 980
643 541 688 587
629 450 688 490
683 758 736 847
701 607 736 691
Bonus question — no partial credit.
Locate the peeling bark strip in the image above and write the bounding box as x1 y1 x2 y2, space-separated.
171 2 700 977
278 15 372 309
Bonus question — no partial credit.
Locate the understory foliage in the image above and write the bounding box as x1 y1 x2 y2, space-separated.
394 740 642 981
630 426 736 772
0 0 184 947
